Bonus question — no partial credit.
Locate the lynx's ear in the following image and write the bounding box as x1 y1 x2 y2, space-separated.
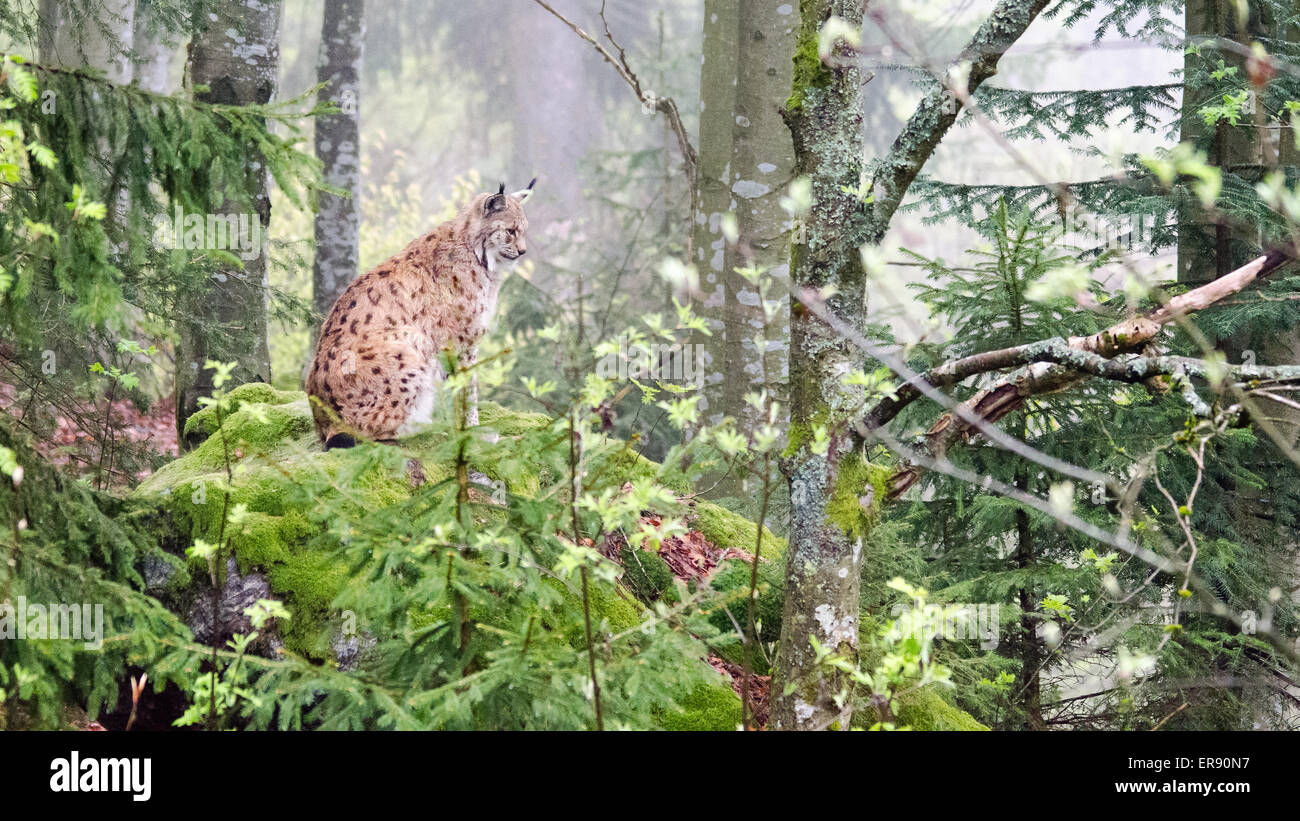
484 183 507 215
510 177 537 204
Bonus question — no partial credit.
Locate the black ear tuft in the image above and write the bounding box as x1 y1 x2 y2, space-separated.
497 182 505 195
526 177 537 191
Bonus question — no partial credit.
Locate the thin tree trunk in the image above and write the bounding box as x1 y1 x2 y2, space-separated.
176 0 281 447
694 0 741 428
771 0 867 732
312 0 365 324
724 0 796 438
1014 465 1044 729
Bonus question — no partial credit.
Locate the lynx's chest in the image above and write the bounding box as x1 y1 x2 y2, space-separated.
419 264 501 353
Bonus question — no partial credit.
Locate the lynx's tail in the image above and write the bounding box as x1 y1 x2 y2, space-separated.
324 431 356 450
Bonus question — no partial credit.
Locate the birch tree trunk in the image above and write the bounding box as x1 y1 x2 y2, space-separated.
693 1 797 445
132 0 180 93
175 0 282 447
38 0 134 83
313 0 365 322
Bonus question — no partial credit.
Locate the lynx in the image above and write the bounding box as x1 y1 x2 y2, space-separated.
306 181 534 448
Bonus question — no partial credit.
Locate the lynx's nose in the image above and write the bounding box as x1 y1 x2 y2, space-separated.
516 240 527 257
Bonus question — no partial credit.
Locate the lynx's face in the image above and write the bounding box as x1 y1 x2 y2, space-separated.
469 182 533 274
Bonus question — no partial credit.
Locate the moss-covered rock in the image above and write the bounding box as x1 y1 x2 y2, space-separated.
895 688 989 731
134 383 977 731
135 384 437 657
619 542 677 603
134 384 746 728
655 679 743 731
695 500 788 664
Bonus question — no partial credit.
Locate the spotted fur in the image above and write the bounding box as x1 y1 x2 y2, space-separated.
306 183 532 446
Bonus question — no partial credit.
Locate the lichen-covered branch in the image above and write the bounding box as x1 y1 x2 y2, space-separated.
865 0 1054 238
863 248 1295 441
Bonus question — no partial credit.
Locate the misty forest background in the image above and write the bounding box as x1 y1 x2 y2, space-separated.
3 0 1300 731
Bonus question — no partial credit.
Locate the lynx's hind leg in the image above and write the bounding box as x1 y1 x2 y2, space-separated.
313 327 441 441
395 362 441 437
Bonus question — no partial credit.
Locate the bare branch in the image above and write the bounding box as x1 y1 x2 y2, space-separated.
529 0 697 180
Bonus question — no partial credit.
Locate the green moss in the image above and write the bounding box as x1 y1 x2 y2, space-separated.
228 511 295 567
825 452 889 541
476 402 552 437
136 385 544 659
694 501 786 560
895 687 989 731
183 382 303 441
540 573 648 652
786 1 834 114
619 544 676 602
590 581 644 634
852 614 988 730
609 445 691 495
696 501 788 664
655 677 743 731
268 550 351 659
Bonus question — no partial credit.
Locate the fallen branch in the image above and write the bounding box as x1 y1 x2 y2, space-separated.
875 248 1294 495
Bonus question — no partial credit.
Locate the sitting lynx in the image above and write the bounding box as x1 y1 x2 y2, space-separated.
306 181 534 448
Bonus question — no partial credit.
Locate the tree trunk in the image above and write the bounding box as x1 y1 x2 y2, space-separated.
1014 466 1044 729
771 0 1050 730
312 0 365 324
132 0 179 93
724 0 797 437
38 0 134 83
693 0 741 428
175 0 281 447
694 1 797 440
771 0 867 732
1180 1 1299 560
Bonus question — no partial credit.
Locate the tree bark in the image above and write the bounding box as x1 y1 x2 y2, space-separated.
693 0 741 427
132 0 180 93
693 1 797 443
175 0 281 447
772 0 1052 730
1014 464 1044 729
312 0 365 324
38 0 134 83
724 0 797 436
772 0 868 732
